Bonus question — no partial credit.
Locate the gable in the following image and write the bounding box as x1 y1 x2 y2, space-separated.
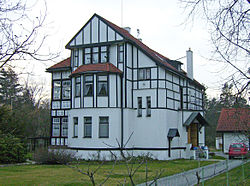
66 14 124 48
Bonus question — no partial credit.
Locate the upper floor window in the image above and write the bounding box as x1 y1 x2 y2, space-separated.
84 75 93 96
137 97 142 117
118 44 124 63
84 46 108 64
52 101 60 109
84 117 92 138
75 77 81 97
62 80 71 99
53 81 61 99
53 72 61 80
73 49 79 67
97 75 108 96
138 68 150 80
146 96 151 117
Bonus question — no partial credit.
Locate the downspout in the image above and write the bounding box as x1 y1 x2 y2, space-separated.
120 74 124 148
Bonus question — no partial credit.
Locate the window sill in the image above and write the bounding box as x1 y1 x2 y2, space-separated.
99 137 109 138
146 115 151 117
83 137 92 138
137 115 142 117
72 136 78 138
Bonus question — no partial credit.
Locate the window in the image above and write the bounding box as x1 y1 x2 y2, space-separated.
100 46 108 63
84 46 108 64
137 97 142 117
53 81 61 99
73 117 78 137
52 101 60 109
84 75 93 96
73 49 79 67
75 77 81 97
99 117 109 138
62 80 71 99
138 68 151 80
146 96 151 116
118 44 124 63
62 101 70 109
97 75 108 96
52 118 60 136
92 47 99 64
53 72 61 80
62 71 71 79
84 117 92 138
57 110 64 116
84 48 91 64
62 117 68 137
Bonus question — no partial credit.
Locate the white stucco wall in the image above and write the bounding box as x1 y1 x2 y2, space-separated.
223 132 248 153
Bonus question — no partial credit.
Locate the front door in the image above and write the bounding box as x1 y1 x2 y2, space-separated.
188 123 198 147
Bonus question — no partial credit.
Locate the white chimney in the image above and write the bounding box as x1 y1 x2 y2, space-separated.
186 48 193 79
123 27 131 33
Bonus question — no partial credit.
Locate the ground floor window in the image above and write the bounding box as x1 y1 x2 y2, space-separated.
84 117 92 138
99 116 109 138
52 118 60 136
62 117 68 137
73 117 78 137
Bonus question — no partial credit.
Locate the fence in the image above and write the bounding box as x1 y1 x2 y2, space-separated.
138 159 249 186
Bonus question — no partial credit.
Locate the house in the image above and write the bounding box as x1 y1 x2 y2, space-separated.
216 108 249 153
46 14 208 160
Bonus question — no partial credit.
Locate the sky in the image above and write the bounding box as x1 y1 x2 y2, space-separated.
14 0 234 99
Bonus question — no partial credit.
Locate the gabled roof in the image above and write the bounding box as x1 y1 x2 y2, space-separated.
97 14 181 72
46 57 71 72
183 112 209 127
71 63 122 76
216 108 250 132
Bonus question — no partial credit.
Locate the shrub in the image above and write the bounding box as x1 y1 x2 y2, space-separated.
33 148 76 164
0 131 27 163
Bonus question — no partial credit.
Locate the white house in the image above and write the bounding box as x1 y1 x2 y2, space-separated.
46 14 208 160
216 108 249 153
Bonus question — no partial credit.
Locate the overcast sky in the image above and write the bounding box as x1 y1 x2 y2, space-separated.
16 0 233 99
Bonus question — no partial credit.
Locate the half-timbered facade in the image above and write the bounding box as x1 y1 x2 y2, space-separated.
47 14 208 160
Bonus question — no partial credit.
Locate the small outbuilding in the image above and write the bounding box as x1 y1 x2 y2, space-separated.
216 108 249 153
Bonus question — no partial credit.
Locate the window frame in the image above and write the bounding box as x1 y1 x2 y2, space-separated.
84 46 109 64
97 75 108 96
99 116 109 138
138 68 151 80
137 97 142 117
118 44 124 63
53 81 61 100
146 96 151 117
75 77 81 97
73 49 79 67
61 117 68 137
73 117 78 138
83 117 92 138
52 118 60 137
62 80 71 99
84 75 93 96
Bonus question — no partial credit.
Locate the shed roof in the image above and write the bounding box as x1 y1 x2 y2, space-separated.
216 108 250 132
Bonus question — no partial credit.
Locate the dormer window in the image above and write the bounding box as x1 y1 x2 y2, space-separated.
84 46 108 64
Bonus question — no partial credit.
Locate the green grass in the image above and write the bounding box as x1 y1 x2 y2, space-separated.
0 159 217 185
204 161 250 186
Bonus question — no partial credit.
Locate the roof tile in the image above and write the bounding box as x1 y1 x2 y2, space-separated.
46 57 71 71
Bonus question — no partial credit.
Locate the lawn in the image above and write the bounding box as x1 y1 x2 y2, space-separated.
0 159 217 185
204 161 250 186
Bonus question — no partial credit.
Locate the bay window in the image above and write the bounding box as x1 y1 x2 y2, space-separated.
62 80 71 99
75 77 81 97
52 118 60 136
84 75 93 96
53 81 61 99
97 75 108 96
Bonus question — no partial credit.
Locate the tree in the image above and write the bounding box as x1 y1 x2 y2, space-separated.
181 0 249 97
0 0 57 68
0 67 22 108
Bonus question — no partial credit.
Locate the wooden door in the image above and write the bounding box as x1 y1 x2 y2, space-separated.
188 123 198 147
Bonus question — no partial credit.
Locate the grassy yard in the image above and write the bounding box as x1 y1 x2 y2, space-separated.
0 159 216 185
204 161 250 186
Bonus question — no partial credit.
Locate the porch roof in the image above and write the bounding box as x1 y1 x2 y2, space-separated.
183 112 209 127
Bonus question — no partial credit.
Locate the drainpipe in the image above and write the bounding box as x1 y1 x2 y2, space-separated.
120 75 124 148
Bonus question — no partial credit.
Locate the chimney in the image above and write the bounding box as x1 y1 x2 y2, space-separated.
123 27 131 33
186 48 193 79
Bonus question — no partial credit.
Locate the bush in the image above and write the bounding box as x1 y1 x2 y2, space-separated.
0 131 27 163
33 148 76 164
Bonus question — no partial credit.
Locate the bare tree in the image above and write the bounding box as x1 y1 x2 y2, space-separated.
0 0 57 68
180 0 249 98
